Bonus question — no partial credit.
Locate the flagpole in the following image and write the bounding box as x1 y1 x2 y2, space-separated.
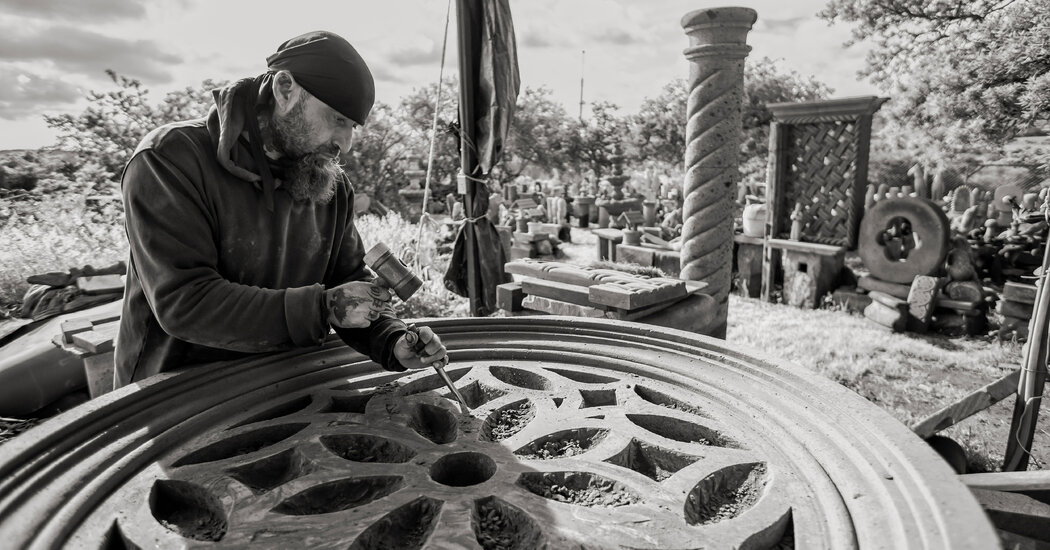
456 0 482 316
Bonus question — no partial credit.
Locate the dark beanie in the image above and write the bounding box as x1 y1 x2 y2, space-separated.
266 31 375 125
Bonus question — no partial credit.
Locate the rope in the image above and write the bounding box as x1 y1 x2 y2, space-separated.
413 0 453 274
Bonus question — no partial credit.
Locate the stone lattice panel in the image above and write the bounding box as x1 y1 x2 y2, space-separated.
777 121 859 246
0 318 996 549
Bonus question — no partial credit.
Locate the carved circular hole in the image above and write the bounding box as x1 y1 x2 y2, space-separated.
430 452 497 487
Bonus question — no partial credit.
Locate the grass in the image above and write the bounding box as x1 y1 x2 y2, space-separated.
0 196 127 317
726 294 1040 472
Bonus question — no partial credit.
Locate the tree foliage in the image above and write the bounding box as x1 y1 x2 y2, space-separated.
44 70 224 193
569 101 629 180
501 86 575 182
820 0 1050 166
626 58 832 188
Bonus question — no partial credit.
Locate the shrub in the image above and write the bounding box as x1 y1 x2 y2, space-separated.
0 195 128 316
353 212 466 319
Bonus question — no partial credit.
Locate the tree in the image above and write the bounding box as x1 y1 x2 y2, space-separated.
341 102 412 208
626 58 832 189
396 77 461 198
44 70 225 193
499 86 575 184
820 0 1050 167
569 101 629 180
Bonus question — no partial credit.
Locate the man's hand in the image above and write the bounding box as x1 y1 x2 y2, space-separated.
393 325 447 370
324 281 392 328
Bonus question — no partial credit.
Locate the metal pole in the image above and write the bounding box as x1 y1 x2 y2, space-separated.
578 49 585 121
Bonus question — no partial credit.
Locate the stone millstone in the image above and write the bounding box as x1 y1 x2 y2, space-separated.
0 318 998 549
858 198 950 283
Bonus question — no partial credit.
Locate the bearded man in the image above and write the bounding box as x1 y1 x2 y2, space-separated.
115 31 446 386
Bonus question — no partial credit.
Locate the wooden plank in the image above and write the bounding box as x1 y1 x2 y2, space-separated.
962 471 1050 493
970 488 1050 542
70 321 119 354
521 278 597 308
766 238 845 257
588 278 687 310
911 369 1021 438
60 318 95 345
1005 282 1038 305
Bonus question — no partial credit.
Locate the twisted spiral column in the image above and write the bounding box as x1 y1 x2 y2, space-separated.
679 8 756 338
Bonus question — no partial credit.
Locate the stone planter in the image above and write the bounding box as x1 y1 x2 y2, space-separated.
0 318 996 549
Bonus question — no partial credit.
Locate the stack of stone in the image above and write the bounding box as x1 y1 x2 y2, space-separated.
509 222 563 261
998 281 1037 341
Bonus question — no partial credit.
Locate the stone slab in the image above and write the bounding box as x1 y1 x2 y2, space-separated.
615 244 655 267
766 238 846 258
588 278 687 310
70 320 119 354
1000 300 1034 320
496 282 525 312
858 275 911 300
514 231 549 244
999 315 1030 340
868 290 907 310
907 275 943 333
522 294 606 318
865 300 907 332
521 278 598 309
76 274 124 295
1004 282 1038 305
945 280 984 303
970 488 1050 541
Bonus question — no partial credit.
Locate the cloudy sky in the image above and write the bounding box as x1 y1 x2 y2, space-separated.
0 0 875 150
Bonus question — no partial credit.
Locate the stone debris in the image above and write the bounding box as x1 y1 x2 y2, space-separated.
539 482 637 507
488 402 534 441
521 438 585 459
476 504 515 550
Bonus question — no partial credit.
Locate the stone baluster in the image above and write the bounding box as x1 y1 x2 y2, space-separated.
680 7 756 338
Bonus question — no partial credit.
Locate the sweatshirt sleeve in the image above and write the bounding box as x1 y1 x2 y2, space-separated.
122 145 328 352
328 186 409 372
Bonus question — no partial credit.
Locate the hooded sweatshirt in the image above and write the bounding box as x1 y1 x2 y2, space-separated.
114 77 407 386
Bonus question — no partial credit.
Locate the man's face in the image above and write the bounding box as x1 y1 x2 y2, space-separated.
271 89 359 203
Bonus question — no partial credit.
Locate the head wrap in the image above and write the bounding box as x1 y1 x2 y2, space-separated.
266 31 375 125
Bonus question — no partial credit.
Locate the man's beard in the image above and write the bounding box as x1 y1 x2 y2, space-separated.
270 96 342 204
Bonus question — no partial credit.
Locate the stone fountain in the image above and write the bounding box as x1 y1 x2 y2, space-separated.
595 145 642 228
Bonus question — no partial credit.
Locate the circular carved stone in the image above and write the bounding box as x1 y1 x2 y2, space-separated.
0 318 995 548
859 198 951 283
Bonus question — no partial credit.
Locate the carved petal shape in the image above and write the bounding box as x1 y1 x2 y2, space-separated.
517 471 639 507
489 366 552 390
482 399 534 441
321 434 416 463
348 496 443 550
149 479 227 541
684 463 767 525
515 428 609 459
473 496 546 549
173 423 308 467
604 438 699 481
272 476 403 515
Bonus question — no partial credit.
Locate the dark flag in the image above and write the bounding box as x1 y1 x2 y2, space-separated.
443 0 520 315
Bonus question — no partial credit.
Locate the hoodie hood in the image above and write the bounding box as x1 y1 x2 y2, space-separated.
210 75 281 210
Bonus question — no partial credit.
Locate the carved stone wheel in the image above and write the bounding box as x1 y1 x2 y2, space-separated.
0 318 996 549
859 197 951 283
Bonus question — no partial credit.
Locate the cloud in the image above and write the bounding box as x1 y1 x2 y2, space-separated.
370 64 409 86
590 28 643 46
386 42 443 67
759 16 808 34
0 23 181 83
0 65 81 119
0 0 148 22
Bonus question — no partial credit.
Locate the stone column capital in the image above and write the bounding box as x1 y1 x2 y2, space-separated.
681 7 757 48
